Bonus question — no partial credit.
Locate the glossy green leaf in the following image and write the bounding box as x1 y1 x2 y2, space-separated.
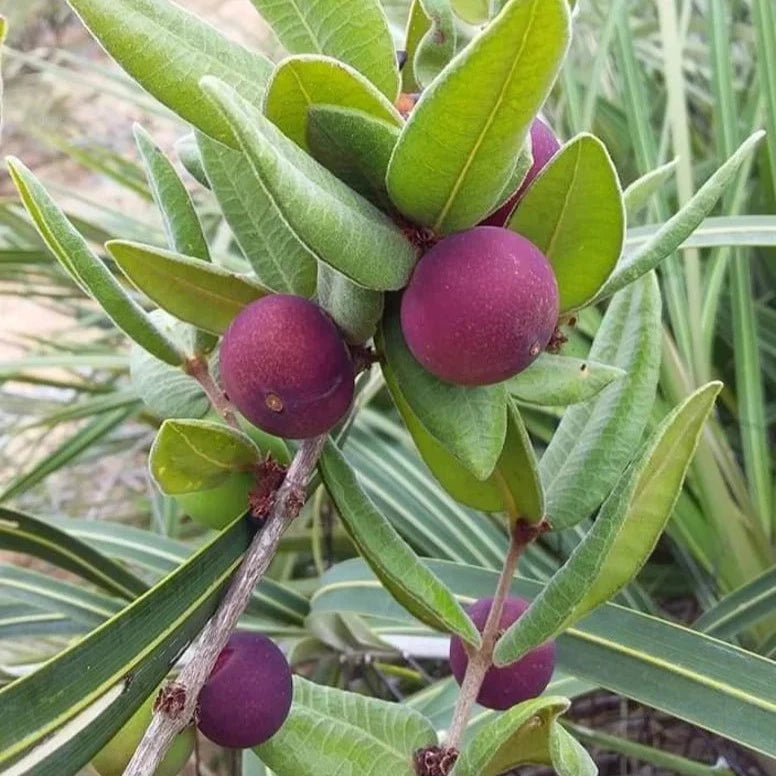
0 507 146 601
595 131 766 301
387 0 570 233
133 124 210 260
540 273 662 530
247 0 399 99
255 677 436 775
378 303 507 481
450 697 570 776
317 265 384 344
450 0 488 24
509 133 625 312
307 105 399 210
403 0 457 91
319 440 481 647
107 240 269 334
6 159 184 365
196 133 317 296
623 159 678 219
66 0 271 145
507 354 625 406
201 76 418 291
150 418 260 495
495 382 721 666
264 55 401 152
0 518 254 774
550 725 598 776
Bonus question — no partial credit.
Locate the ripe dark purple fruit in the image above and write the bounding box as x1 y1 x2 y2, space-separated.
481 118 561 227
197 631 293 748
449 597 555 711
400 227 559 385
220 295 355 439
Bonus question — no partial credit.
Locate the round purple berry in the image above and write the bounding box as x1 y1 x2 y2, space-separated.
400 227 559 386
449 597 555 711
219 295 355 439
197 631 293 748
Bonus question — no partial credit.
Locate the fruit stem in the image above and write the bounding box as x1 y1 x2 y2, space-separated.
185 355 241 431
445 520 541 751
121 434 327 776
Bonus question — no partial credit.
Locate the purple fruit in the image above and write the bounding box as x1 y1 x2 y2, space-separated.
449 597 555 711
220 295 355 439
400 227 559 386
481 118 561 227
197 631 293 748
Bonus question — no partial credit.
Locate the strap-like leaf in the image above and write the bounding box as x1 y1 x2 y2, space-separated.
623 159 678 218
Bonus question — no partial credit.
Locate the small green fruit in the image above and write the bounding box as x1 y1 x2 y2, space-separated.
175 471 254 530
91 690 195 776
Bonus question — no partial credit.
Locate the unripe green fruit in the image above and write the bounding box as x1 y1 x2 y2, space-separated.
174 471 254 530
91 690 195 776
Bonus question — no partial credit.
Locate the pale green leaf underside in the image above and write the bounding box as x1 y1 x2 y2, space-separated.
623 159 678 219
403 0 457 91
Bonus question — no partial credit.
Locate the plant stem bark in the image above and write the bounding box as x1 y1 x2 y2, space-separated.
185 355 240 431
122 435 327 776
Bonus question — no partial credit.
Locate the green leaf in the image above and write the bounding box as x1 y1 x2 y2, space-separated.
403 0 457 92
507 354 625 407
106 240 269 335
508 133 625 312
175 133 210 189
307 105 399 210
196 133 317 296
133 124 210 261
387 0 570 233
0 518 255 774
495 382 721 666
0 604 84 642
623 159 678 219
264 55 401 152
319 440 481 647
540 273 662 530
595 131 766 301
0 507 146 601
317 265 384 344
150 419 261 495
626 216 776 252
248 0 399 99
378 303 507 481
450 696 570 776
201 76 418 291
66 0 272 145
550 725 597 776
6 159 184 366
256 677 435 775
450 0 488 24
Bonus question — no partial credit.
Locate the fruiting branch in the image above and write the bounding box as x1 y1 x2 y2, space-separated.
122 434 327 776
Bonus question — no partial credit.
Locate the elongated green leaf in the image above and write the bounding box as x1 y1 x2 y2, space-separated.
196 134 317 296
623 160 678 219
0 406 137 503
450 697 570 776
508 354 625 406
596 131 766 300
319 440 481 647
694 566 776 640
264 55 401 152
107 240 269 335
509 133 625 312
175 133 210 189
540 273 662 530
313 558 776 757
495 382 721 666
255 677 436 775
0 508 146 601
248 0 399 99
6 159 184 365
66 0 271 145
403 0 457 91
317 265 384 344
0 518 254 774
625 216 776 252
202 76 417 290
387 0 570 232
307 105 399 210
378 303 506 481
133 124 210 261
0 604 84 642
150 418 260 495
550 725 597 776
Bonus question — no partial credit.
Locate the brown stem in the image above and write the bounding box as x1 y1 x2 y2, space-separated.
122 435 327 776
445 520 542 750
185 355 240 431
